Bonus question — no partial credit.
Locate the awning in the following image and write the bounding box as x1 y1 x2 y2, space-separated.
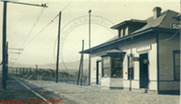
101 49 126 57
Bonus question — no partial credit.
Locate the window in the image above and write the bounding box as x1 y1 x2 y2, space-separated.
120 29 124 37
102 57 110 77
173 50 180 81
111 57 123 78
122 28 125 36
125 27 129 36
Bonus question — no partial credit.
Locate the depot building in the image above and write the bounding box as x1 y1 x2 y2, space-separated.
81 7 180 94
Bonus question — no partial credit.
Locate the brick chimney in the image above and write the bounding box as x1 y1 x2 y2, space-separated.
153 7 162 19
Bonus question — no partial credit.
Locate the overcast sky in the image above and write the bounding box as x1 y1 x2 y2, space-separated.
0 0 180 67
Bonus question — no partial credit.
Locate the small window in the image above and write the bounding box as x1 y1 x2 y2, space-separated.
111 57 123 78
121 29 124 37
125 27 129 36
122 28 125 36
173 50 180 81
102 57 110 77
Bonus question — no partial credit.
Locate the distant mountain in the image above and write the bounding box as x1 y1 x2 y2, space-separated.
10 59 88 71
9 60 89 76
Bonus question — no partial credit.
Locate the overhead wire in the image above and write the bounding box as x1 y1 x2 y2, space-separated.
19 7 46 48
24 14 59 46
162 30 179 41
10 7 46 67
11 13 59 67
12 2 71 67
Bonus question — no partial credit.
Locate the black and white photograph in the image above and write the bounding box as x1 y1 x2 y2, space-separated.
0 0 180 104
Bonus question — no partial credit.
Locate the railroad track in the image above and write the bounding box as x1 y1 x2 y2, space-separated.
0 76 63 104
12 76 53 104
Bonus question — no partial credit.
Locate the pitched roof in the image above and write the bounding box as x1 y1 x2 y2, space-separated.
133 10 179 33
81 9 180 54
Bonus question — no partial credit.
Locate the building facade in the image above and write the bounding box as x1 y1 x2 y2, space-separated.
81 7 180 94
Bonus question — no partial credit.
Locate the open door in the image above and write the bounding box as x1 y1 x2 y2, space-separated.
96 60 101 84
140 53 149 88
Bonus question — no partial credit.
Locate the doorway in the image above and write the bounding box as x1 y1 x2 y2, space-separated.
140 53 149 88
96 60 101 85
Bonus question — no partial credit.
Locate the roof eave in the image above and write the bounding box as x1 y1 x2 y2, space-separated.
80 27 154 54
80 27 178 54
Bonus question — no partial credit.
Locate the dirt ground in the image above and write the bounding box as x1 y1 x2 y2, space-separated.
27 80 180 104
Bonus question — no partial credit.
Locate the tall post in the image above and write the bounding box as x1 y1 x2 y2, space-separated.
20 68 21 75
16 68 18 76
80 40 84 85
35 65 38 80
2 1 7 89
129 49 133 91
88 10 92 85
77 40 84 85
77 60 82 85
56 11 62 83
6 42 8 80
1 0 47 90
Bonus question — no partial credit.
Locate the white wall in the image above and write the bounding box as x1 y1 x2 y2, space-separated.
122 44 157 90
120 35 157 90
90 34 158 90
159 33 180 91
90 56 101 84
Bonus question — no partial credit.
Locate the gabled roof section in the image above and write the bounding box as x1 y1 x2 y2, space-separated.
80 9 180 54
174 13 181 20
133 9 180 33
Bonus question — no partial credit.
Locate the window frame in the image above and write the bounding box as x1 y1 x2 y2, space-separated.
173 50 180 81
102 56 111 77
111 56 123 78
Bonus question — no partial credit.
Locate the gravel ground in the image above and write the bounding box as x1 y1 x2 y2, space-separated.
28 80 180 104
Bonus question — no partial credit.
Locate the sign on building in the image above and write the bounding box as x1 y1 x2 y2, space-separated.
172 23 181 29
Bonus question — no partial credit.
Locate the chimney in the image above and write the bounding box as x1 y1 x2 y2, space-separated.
153 7 162 19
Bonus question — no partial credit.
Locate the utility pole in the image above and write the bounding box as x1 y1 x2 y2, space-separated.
1 0 47 89
2 1 7 89
88 10 92 85
6 42 8 80
77 40 84 85
35 65 38 80
129 49 133 91
56 11 62 83
80 40 84 86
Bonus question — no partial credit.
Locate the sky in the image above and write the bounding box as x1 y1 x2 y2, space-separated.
0 0 180 67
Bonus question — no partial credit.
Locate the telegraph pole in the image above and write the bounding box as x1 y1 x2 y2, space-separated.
80 40 84 85
88 10 92 85
56 11 62 83
2 1 7 89
35 65 38 80
1 0 47 89
77 40 84 85
6 42 8 80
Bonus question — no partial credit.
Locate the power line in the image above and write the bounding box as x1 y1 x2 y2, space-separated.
25 14 59 46
23 2 71 50
9 8 47 67
10 13 59 67
26 2 71 46
19 7 46 48
11 2 71 67
62 2 71 12
163 30 179 41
